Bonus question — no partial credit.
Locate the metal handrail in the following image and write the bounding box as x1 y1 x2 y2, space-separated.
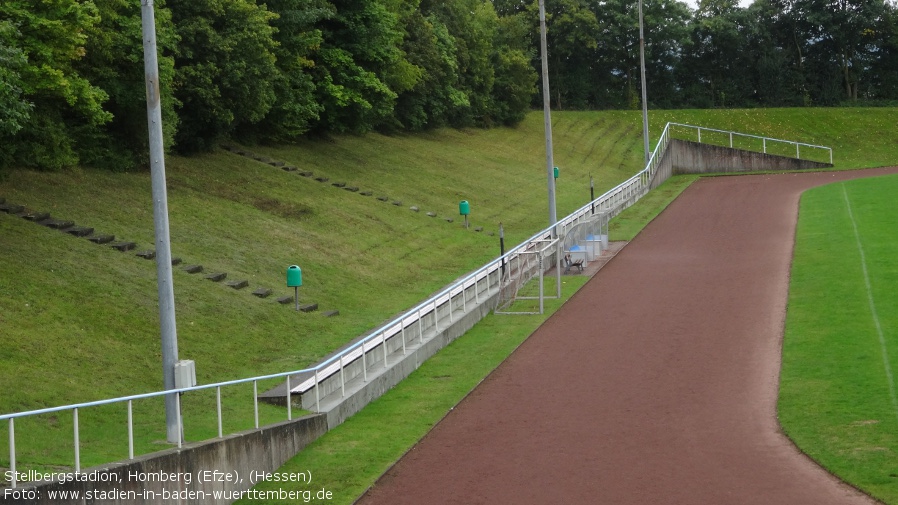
668 122 833 164
3 121 827 488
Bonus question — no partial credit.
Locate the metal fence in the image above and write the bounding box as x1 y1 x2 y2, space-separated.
2 121 824 488
669 122 834 164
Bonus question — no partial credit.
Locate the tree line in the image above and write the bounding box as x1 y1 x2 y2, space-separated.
2 0 896 172
501 0 898 110
0 0 537 171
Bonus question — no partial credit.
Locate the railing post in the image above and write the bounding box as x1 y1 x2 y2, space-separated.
830 149 833 164
128 400 134 459
314 369 320 412
216 387 222 438
729 132 733 148
253 380 259 429
9 418 16 489
401 323 407 355
763 138 767 153
418 309 424 345
286 375 292 421
382 331 388 369
538 257 545 314
796 143 800 159
175 394 182 448
697 127 702 143
434 305 440 334
340 355 345 397
449 293 455 324
362 342 368 382
74 407 80 472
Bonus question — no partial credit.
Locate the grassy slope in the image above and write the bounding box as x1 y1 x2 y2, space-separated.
1 108 898 476
649 108 898 169
0 110 645 471
780 175 898 503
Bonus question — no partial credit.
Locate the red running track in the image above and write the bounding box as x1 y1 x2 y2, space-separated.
357 167 898 505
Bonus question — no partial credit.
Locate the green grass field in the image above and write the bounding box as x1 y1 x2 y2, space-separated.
780 174 898 503
1 108 898 492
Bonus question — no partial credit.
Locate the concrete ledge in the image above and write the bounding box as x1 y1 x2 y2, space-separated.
669 139 832 175
318 292 498 429
4 414 327 505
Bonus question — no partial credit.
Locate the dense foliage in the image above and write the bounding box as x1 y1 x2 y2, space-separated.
1 0 896 171
498 0 898 109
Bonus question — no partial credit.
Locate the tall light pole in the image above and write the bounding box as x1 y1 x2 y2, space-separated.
140 0 180 444
538 0 557 227
638 0 650 164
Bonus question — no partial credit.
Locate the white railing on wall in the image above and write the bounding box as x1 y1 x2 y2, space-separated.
2 121 827 488
668 122 833 164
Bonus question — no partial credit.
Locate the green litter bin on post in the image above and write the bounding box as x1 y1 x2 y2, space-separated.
287 265 302 287
459 200 470 229
287 265 302 311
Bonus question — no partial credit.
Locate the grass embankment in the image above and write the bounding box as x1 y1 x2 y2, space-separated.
780 174 898 504
650 107 898 169
0 110 649 475
1 108 897 483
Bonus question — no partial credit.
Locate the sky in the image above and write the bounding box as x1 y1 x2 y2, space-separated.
682 0 755 9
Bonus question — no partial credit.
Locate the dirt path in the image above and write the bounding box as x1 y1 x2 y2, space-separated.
357 167 898 505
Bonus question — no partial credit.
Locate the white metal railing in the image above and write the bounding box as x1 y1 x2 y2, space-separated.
4 121 817 488
668 122 833 164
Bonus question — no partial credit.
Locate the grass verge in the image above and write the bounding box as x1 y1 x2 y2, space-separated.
780 174 898 503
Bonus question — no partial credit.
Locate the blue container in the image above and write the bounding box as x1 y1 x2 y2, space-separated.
459 200 470 216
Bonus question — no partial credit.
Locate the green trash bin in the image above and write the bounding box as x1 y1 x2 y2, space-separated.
286 265 302 287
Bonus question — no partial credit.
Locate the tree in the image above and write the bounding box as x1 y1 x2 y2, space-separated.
422 0 501 125
774 0 890 102
681 0 756 107
247 0 333 143
0 21 31 139
168 0 279 153
492 10 538 123
594 0 691 108
546 0 602 109
0 0 112 170
76 0 179 170
867 1 898 98
311 0 412 133
392 7 462 130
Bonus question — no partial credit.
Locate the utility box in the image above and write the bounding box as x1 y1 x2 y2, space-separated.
459 200 470 216
287 265 302 287
174 359 196 389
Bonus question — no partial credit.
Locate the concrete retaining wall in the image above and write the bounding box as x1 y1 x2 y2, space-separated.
668 139 832 174
318 291 500 430
2 414 327 505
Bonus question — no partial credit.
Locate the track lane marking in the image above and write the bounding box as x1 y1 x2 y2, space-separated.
842 184 898 422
